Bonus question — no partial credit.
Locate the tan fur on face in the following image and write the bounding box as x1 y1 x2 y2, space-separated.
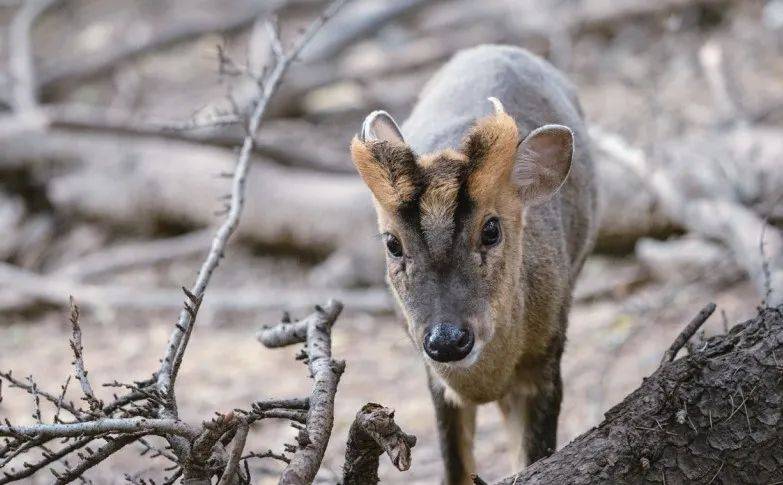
352 110 559 404
463 112 519 205
350 137 418 212
418 151 469 232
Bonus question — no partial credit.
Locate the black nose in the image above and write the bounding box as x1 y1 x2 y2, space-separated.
423 323 474 362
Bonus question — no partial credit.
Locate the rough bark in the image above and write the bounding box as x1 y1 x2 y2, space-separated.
343 403 417 485
494 304 783 484
259 299 347 485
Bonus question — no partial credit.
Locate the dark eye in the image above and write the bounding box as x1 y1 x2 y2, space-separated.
481 218 501 247
385 234 403 258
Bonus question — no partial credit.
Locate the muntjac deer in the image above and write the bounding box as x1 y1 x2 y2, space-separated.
350 45 598 483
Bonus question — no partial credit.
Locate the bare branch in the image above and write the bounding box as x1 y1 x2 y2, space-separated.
342 403 417 485
660 303 717 365
217 419 249 485
0 436 95 484
0 418 197 440
25 376 42 424
0 371 83 420
51 434 143 485
259 300 346 485
67 297 103 413
155 0 351 404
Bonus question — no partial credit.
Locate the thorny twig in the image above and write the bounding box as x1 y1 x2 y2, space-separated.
0 371 83 420
50 433 145 485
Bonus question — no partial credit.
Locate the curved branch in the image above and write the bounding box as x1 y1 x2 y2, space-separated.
343 403 417 485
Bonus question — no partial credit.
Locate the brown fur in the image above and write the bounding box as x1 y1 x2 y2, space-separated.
351 45 598 484
464 112 519 206
350 137 420 212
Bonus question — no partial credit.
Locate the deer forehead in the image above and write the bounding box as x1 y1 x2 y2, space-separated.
382 148 514 262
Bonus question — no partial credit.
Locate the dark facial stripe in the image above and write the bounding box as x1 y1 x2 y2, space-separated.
398 155 475 260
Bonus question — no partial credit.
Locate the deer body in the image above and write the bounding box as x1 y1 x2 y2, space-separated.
351 45 597 483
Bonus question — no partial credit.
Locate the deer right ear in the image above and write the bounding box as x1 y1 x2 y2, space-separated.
359 110 405 144
351 111 417 212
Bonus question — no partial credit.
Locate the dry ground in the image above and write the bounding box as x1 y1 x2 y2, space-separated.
0 250 763 484
1 1 780 483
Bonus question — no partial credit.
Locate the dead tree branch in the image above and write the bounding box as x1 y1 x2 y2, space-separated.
259 299 346 484
53 229 213 281
155 0 351 403
0 261 393 313
592 126 783 305
67 297 103 413
0 417 196 440
342 403 417 485
660 302 717 365
0 2 358 484
34 1 293 93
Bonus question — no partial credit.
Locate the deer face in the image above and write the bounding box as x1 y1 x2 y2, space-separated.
351 99 573 383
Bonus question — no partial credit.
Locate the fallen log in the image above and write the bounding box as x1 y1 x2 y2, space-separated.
594 126 783 305
2 121 781 288
490 303 783 484
0 261 394 314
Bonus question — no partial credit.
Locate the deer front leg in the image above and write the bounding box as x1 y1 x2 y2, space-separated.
498 363 562 470
428 372 477 485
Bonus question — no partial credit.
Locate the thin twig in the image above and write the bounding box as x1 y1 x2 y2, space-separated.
217 418 249 485
660 303 717 366
242 449 290 464
0 437 95 484
0 371 83 420
51 434 143 485
68 297 103 413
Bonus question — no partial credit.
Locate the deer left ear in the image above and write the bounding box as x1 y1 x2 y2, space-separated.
514 124 573 206
359 110 405 144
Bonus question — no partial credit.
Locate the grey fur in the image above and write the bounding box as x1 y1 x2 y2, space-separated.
360 45 598 483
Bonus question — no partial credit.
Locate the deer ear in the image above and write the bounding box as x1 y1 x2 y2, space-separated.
463 98 519 204
351 111 417 212
360 110 405 144
514 124 573 206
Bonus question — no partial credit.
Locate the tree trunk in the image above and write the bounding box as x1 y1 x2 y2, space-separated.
496 304 783 484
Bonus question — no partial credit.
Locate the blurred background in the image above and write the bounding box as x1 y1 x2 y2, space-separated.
1 0 782 482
